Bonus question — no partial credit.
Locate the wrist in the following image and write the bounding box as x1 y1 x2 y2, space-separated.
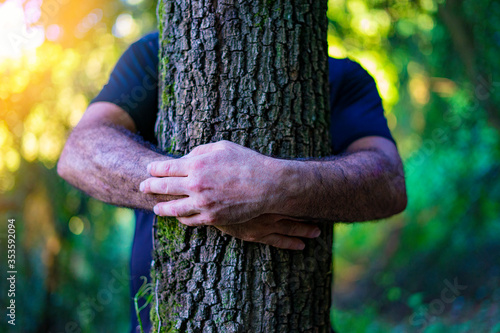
265 157 309 216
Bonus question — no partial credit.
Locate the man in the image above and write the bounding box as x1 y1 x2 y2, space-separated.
58 31 407 332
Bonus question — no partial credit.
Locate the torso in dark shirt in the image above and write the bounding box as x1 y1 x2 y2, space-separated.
91 31 394 333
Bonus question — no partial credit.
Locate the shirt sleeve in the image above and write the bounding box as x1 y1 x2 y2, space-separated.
90 32 159 144
329 58 395 154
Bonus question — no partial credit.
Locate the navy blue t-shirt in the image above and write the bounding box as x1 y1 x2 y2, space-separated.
91 31 394 333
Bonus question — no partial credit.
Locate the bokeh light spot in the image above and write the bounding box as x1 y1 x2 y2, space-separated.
112 13 137 38
409 75 430 105
22 131 38 162
46 24 62 41
125 0 144 5
46 235 61 255
69 216 85 235
5 149 20 172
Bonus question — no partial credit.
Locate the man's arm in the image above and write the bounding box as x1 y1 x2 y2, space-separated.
58 102 322 250
142 138 407 225
276 136 407 222
57 102 175 210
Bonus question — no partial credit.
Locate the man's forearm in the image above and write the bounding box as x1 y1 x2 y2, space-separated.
58 124 176 211
272 148 407 222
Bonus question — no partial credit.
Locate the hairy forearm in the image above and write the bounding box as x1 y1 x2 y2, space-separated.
58 124 177 211
272 149 407 222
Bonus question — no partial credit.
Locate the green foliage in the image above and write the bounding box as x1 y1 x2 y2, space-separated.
329 0 500 330
0 1 158 332
134 277 155 333
333 301 500 333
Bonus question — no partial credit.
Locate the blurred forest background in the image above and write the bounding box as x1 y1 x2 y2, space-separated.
0 0 499 332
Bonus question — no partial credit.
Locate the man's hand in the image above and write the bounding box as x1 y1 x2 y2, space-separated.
140 140 286 226
215 214 321 250
140 136 407 227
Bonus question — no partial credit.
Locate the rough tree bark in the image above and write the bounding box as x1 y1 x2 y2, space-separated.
152 1 333 332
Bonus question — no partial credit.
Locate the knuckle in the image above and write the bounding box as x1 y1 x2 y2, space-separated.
273 238 285 248
197 197 208 208
289 223 300 235
188 179 203 193
197 196 215 209
168 205 177 217
159 181 168 194
151 163 162 175
190 158 206 171
162 162 171 174
218 140 231 149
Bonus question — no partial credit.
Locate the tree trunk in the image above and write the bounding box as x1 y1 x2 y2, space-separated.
152 1 333 332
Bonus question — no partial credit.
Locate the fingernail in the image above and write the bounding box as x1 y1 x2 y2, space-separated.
147 163 152 173
297 243 305 250
153 205 159 215
312 228 321 238
139 182 145 192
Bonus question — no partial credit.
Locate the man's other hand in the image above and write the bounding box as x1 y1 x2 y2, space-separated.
215 214 321 250
140 140 285 226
